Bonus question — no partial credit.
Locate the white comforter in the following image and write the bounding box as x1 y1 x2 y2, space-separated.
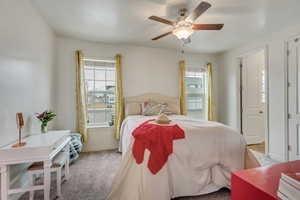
107 115 246 200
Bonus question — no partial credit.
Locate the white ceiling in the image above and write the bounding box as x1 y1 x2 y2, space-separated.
32 0 300 53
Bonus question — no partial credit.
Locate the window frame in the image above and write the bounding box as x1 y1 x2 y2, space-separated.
185 67 209 120
83 58 116 128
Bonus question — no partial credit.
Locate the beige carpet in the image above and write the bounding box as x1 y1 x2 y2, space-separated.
19 150 230 200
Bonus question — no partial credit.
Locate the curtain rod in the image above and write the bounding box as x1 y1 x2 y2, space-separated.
83 58 116 63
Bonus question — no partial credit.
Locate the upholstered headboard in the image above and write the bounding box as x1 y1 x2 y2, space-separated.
124 93 180 116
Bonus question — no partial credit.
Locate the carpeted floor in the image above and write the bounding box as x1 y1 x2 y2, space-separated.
19 150 230 200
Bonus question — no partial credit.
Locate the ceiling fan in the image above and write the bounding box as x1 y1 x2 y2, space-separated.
149 1 224 41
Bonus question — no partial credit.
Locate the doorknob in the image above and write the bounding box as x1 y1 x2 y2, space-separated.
259 110 263 114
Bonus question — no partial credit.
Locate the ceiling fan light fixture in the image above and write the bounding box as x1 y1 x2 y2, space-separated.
173 25 194 40
149 1 223 41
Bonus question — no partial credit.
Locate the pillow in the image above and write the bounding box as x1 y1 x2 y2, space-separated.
125 102 141 116
158 102 180 115
165 101 180 115
141 100 164 116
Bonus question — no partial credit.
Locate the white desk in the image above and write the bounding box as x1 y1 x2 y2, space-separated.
0 131 71 200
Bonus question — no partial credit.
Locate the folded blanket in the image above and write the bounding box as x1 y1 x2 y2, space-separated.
132 120 185 174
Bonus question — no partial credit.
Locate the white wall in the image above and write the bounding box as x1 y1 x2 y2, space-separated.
217 23 300 162
55 36 219 151
0 0 55 188
0 0 55 146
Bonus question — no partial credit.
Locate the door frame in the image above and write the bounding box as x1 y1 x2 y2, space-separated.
237 45 270 155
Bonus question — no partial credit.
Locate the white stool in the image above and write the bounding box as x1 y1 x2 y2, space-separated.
27 151 70 200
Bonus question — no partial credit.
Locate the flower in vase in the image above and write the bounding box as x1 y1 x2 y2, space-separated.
35 110 56 133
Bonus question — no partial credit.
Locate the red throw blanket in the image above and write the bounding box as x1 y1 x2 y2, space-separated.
132 120 185 174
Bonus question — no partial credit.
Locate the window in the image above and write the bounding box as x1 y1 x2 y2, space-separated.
83 59 116 127
185 69 208 120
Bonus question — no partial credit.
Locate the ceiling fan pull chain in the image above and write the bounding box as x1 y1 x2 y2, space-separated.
180 43 185 60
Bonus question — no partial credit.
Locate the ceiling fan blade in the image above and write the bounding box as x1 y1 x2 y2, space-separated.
192 24 224 30
149 16 175 26
152 31 173 40
186 1 211 22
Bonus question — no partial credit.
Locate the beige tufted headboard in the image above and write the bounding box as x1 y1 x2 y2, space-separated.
124 93 180 116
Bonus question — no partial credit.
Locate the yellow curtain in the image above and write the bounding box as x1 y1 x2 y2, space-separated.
115 54 124 140
207 63 215 121
179 60 187 115
75 50 88 141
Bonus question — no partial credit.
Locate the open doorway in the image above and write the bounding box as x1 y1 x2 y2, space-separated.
239 48 269 154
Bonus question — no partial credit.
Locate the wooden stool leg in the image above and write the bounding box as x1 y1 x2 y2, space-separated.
66 145 70 180
44 160 51 200
65 160 70 181
57 168 62 197
29 172 34 200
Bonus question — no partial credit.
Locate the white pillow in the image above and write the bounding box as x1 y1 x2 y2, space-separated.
140 99 180 116
166 101 180 115
141 100 163 116
125 103 141 116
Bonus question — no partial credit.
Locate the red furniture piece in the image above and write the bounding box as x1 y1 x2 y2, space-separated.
231 160 300 200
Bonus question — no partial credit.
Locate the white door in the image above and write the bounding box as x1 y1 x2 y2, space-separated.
288 36 300 161
241 50 266 144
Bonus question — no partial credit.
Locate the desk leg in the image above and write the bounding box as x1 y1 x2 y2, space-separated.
44 160 51 200
1 165 9 200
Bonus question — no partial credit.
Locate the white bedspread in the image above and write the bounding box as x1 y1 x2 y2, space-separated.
108 115 246 200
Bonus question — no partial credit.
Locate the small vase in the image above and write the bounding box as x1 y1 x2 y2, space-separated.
41 124 48 133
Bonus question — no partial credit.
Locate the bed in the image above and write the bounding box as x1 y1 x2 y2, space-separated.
108 93 246 200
